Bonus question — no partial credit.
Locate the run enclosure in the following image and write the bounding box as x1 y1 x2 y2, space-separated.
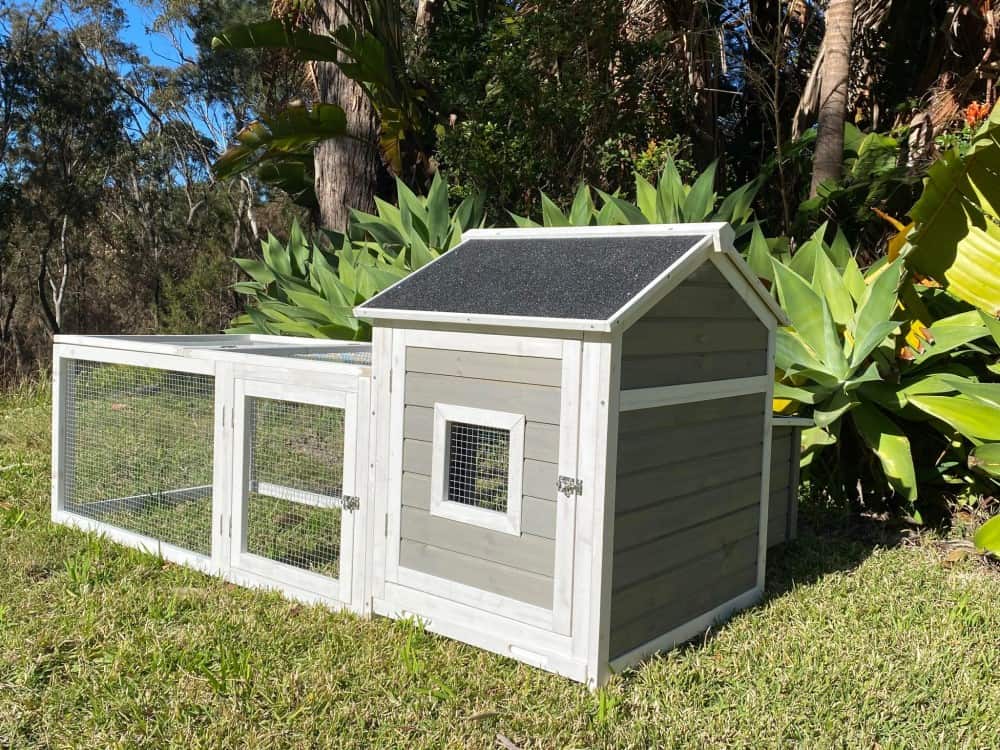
52 224 791 687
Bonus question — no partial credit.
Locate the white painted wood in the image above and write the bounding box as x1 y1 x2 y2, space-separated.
773 416 814 427
429 403 525 536
228 377 358 608
54 343 216 375
551 339 582 636
618 375 771 412
607 587 762 675
578 335 620 688
370 327 394 600
400 329 564 359
374 583 585 682
393 567 552 630
383 328 409 583
360 307 610 333
757 328 776 590
53 510 216 573
354 375 374 615
211 361 235 571
50 346 68 518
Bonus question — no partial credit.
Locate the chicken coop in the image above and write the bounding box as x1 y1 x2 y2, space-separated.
52 223 790 687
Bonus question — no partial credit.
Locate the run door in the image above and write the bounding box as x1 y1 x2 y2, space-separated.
229 378 362 608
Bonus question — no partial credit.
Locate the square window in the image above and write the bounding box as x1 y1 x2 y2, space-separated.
430 404 525 535
446 422 510 513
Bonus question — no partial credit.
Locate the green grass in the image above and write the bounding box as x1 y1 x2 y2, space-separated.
3 381 1000 748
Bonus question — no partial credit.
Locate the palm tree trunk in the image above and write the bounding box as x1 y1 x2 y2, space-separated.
809 0 853 197
312 0 386 231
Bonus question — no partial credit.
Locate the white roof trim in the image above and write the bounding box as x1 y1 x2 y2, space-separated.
354 223 786 332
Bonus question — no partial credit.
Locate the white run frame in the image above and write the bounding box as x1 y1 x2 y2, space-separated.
50 334 373 614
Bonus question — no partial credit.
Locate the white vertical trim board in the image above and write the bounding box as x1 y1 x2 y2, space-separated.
552 338 582 636
370 327 394 600
757 328 776 590
50 346 68 518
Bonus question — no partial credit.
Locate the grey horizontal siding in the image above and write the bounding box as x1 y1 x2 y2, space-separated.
406 347 562 387
405 372 561 424
399 540 553 608
402 472 557 539
618 394 762 434
620 262 768 390
398 348 561 608
609 397 764 659
616 443 764 515
767 425 800 548
620 351 767 390
610 558 758 658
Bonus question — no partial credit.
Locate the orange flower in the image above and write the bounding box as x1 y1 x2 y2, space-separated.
965 101 990 127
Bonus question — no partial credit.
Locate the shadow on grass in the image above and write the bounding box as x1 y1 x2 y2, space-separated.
764 502 913 600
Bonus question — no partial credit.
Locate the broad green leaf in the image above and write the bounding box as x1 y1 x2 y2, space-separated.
213 104 347 180
287 220 309 276
773 381 834 405
233 258 276 286
681 161 717 220
425 172 450 249
813 390 857 428
568 183 594 226
939 377 1000 410
596 189 648 225
851 258 902 361
788 223 828 281
851 403 918 501
907 394 1000 440
656 157 684 223
212 20 341 61
715 177 760 225
813 249 855 327
908 104 1000 316
850 320 901 370
974 514 1000 555
842 256 866 302
911 309 991 364
746 225 774 282
773 261 848 377
774 328 832 381
980 310 1000 346
969 444 1000 479
262 233 292 277
829 228 852 270
634 173 658 221
541 192 571 227
509 212 542 228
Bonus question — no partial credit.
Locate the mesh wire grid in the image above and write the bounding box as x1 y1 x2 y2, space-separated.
62 360 216 556
446 422 511 513
245 397 346 579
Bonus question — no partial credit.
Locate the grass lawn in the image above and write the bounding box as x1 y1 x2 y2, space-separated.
2 381 1000 749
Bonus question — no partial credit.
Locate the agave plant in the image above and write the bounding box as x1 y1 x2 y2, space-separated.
770 235 1000 508
229 173 484 339
508 159 762 239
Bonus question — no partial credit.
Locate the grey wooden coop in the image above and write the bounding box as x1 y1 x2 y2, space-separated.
51 222 792 687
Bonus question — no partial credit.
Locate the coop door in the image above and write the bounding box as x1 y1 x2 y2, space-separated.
229 379 359 605
382 331 581 635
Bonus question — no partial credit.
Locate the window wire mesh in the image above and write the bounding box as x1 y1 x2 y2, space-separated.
62 360 215 556
446 422 510 513
245 397 345 579
290 351 371 365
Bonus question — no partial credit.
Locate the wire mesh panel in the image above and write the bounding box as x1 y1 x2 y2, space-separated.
244 397 346 579
446 422 511 512
62 359 215 556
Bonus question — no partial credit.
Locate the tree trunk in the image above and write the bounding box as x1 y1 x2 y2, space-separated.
810 0 853 197
312 0 386 231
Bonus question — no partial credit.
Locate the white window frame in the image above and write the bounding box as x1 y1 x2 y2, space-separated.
429 402 525 536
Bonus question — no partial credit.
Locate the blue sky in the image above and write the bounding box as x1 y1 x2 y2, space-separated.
119 1 195 68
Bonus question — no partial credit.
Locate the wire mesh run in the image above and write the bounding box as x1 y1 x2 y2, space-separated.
290 351 372 365
245 397 346 579
446 422 511 512
62 360 215 556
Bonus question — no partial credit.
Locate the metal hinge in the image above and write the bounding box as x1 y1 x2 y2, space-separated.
557 476 583 497
341 495 360 512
